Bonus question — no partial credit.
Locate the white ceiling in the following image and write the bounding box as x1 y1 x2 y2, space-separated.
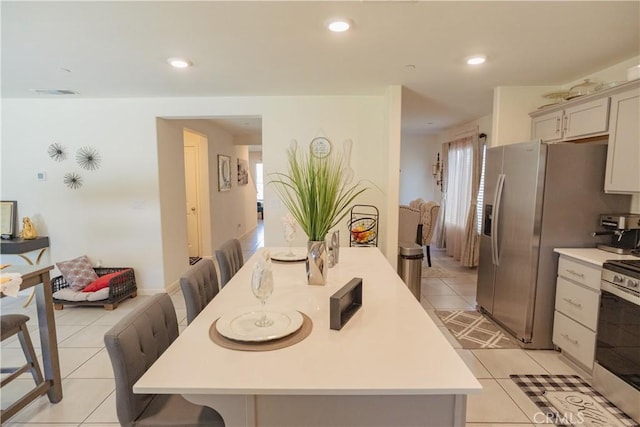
2 1 639 137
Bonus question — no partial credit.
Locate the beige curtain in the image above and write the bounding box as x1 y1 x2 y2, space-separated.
459 133 482 267
444 135 473 260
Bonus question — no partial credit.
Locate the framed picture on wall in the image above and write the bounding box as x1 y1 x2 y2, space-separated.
0 200 18 239
218 155 232 192
237 158 249 185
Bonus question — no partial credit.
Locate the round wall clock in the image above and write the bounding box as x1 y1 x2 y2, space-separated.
310 137 332 158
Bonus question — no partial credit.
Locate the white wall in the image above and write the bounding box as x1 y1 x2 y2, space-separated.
564 55 640 89
2 93 399 292
399 133 441 204
438 115 493 146
261 93 397 259
491 85 559 147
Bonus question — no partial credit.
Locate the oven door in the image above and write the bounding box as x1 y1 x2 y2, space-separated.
596 286 640 391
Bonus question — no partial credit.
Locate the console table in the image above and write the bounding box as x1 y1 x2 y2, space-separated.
1 237 50 306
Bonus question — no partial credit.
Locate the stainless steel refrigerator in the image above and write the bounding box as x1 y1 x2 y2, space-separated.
477 139 630 349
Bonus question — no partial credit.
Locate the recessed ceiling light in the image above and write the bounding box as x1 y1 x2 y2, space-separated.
327 18 351 32
466 55 486 65
167 57 192 68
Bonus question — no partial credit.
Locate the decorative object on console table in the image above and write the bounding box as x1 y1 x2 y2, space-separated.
269 140 367 285
18 217 37 240
0 201 18 240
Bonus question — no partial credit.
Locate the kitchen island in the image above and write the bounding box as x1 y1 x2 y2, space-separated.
134 247 481 427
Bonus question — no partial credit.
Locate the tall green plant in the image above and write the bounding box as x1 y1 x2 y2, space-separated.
269 147 367 241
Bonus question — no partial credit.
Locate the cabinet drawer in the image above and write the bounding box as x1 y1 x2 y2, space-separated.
555 277 600 330
557 256 601 291
553 311 596 370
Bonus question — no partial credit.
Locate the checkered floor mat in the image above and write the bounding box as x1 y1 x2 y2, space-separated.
510 374 639 427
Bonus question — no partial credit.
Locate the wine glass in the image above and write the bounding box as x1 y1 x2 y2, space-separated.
251 268 274 327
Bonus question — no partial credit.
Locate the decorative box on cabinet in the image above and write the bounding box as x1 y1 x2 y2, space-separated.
531 97 610 142
604 84 640 193
552 255 601 372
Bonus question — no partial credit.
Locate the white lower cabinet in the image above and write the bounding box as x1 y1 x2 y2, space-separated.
553 311 596 369
552 255 601 372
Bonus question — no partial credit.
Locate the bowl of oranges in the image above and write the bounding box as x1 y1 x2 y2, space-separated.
349 217 377 245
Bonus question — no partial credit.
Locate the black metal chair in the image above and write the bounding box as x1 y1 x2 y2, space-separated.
1 314 47 422
104 294 224 426
179 259 219 325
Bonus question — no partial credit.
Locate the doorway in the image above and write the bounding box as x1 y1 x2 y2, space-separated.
183 129 211 258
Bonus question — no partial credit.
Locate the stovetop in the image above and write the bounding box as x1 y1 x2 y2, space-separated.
605 259 640 272
603 259 640 281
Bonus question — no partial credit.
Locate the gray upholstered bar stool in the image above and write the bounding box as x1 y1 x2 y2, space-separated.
215 238 244 288
180 259 219 325
1 314 48 422
104 294 224 426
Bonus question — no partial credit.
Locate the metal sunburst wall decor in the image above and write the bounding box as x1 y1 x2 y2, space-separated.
76 146 102 171
47 143 68 162
63 172 83 190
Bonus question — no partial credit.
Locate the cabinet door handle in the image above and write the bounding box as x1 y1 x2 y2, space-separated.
561 333 579 346
562 297 582 309
565 269 585 278
563 115 568 132
556 117 561 133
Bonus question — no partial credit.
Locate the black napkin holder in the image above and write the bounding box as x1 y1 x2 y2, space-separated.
330 277 362 330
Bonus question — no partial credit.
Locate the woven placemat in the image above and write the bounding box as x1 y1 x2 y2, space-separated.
209 311 313 351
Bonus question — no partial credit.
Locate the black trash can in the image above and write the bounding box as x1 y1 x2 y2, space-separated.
397 242 424 300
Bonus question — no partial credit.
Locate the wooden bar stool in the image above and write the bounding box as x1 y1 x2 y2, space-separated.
1 314 48 422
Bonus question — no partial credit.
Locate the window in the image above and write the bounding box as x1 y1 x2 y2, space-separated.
256 162 264 201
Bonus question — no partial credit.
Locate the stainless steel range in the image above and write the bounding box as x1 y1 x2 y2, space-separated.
594 259 640 423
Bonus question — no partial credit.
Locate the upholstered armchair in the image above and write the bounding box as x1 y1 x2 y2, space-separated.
398 205 423 246
402 199 440 267
418 201 440 267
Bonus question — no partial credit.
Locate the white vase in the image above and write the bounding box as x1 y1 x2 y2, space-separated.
306 240 327 286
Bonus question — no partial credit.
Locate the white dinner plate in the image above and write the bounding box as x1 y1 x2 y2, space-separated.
270 251 306 262
216 308 304 342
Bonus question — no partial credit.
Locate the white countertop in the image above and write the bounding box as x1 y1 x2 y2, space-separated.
134 247 481 397
554 247 639 266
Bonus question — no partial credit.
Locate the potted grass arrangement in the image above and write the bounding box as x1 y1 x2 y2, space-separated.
269 145 367 285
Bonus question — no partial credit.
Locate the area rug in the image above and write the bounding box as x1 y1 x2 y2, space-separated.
188 257 202 265
510 374 639 427
422 265 457 278
435 310 520 349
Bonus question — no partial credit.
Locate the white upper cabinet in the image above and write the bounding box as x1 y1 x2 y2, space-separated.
531 110 563 142
563 98 610 140
605 85 640 193
531 98 610 142
530 79 640 194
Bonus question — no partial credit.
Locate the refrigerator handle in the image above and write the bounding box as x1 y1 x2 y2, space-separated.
491 174 506 266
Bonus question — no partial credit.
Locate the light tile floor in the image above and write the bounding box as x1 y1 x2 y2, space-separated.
1 224 585 426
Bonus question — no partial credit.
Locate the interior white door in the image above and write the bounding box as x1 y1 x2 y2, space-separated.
184 144 200 258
